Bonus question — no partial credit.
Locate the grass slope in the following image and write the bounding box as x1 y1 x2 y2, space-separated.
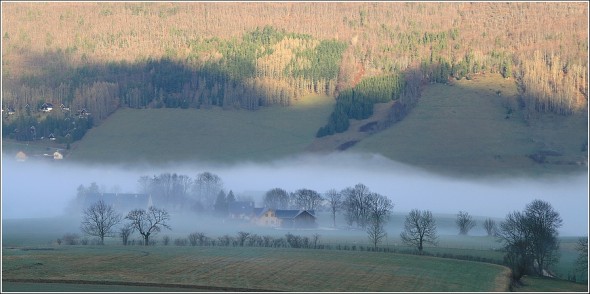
67 95 334 164
1 245 510 292
353 74 588 177
513 276 588 292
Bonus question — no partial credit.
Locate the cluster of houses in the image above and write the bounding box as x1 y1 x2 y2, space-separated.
81 194 317 229
15 150 63 162
2 103 89 118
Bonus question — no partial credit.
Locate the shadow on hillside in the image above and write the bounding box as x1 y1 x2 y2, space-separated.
2 48 283 118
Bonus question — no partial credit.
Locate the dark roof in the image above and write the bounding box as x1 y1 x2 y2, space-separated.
254 207 268 217
228 201 254 215
255 208 316 220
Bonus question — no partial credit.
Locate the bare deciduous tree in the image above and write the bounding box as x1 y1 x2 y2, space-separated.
483 218 497 236
119 223 134 246
497 199 562 281
80 200 122 245
400 209 438 254
263 188 289 209
291 188 323 211
125 206 171 246
365 193 393 250
193 172 223 210
325 189 342 227
456 211 476 235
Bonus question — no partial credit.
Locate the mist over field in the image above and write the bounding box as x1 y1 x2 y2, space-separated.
1 152 587 236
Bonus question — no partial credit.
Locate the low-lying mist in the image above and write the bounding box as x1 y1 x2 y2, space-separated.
2 152 588 236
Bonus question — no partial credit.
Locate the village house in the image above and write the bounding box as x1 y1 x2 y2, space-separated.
228 201 255 220
53 151 63 160
41 102 54 113
252 208 317 229
15 151 27 162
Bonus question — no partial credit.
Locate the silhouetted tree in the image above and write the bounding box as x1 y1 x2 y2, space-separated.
456 211 476 235
483 218 497 236
263 188 289 209
214 190 228 216
193 172 223 210
119 223 134 246
497 199 562 280
125 206 171 246
80 200 122 245
400 209 438 254
291 188 323 211
325 189 342 227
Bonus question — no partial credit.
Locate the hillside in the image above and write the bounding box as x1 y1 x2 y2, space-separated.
1 2 588 176
51 74 584 177
353 74 588 177
67 95 334 164
2 2 587 148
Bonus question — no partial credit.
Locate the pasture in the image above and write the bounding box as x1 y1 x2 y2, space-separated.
66 94 335 164
2 244 510 292
2 213 587 291
353 74 588 177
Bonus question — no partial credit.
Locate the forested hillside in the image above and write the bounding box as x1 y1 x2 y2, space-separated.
2 2 587 144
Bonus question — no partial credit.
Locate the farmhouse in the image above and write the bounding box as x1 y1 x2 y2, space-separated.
83 193 153 213
53 151 63 160
15 151 27 161
228 201 255 220
253 208 317 228
41 102 54 112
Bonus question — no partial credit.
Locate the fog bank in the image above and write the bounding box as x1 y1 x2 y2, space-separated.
2 152 587 236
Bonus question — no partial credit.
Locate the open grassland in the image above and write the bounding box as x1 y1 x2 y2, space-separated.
513 276 588 292
1 245 510 292
3 214 586 287
353 74 588 177
67 95 334 164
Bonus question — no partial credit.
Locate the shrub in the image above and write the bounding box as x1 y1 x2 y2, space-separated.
174 238 188 246
62 233 80 245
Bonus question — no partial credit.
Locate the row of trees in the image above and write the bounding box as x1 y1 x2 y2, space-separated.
81 200 171 246
135 171 226 212
78 192 575 283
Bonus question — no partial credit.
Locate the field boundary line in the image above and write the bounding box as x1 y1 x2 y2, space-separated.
2 278 281 292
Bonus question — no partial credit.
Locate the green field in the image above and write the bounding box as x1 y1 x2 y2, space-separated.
66 95 335 164
3 74 586 177
1 245 511 292
3 214 587 292
353 74 588 177
514 276 588 292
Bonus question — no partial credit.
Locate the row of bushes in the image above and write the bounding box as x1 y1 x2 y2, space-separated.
57 231 503 267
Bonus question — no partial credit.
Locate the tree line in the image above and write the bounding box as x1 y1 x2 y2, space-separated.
4 3 587 144
74 177 584 284
2 26 347 143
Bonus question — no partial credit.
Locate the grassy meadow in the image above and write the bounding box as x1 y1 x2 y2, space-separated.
66 94 334 164
2 212 587 291
2 243 511 292
354 74 588 177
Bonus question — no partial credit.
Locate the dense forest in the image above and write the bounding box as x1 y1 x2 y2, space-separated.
2 2 587 143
